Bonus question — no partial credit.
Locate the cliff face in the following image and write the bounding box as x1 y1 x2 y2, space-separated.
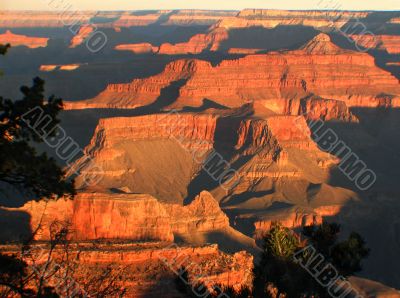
115 43 159 54
69 113 218 202
2 191 229 243
218 9 369 30
69 25 94 48
158 28 229 54
350 34 400 54
0 30 48 48
114 27 228 55
175 34 400 109
0 242 253 297
65 59 210 110
69 33 400 111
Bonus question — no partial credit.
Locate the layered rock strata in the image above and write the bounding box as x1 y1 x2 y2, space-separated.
68 33 400 111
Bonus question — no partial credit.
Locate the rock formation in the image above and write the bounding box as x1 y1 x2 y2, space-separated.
158 28 229 54
0 30 48 48
65 59 208 109
350 34 400 54
115 43 159 54
217 9 369 30
0 191 230 243
0 242 253 297
69 25 94 48
40 64 82 71
68 33 400 111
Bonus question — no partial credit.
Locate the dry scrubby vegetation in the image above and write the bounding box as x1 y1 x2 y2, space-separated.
177 222 369 298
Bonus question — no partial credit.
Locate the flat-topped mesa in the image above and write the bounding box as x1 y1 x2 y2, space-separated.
218 9 369 29
113 11 172 27
86 113 218 154
173 37 400 109
67 33 400 111
165 10 238 26
0 30 49 48
115 43 159 54
237 9 368 19
158 28 229 54
69 113 220 199
350 34 400 54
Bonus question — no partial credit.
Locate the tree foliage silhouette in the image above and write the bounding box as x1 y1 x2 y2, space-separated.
0 45 75 200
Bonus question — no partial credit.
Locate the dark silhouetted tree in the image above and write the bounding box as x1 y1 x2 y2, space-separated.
0 44 74 200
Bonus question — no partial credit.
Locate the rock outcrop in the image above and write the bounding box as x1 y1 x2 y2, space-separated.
0 30 48 48
65 59 209 109
39 64 82 71
69 25 94 48
218 9 369 30
0 242 253 297
69 33 400 111
158 28 229 54
114 27 229 55
115 43 159 54
350 34 400 54
0 191 230 243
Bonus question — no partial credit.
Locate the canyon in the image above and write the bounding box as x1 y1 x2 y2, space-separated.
1 8 400 296
67 33 400 111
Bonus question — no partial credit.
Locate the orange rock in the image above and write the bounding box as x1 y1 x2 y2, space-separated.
115 43 159 54
228 48 262 54
350 34 400 54
158 28 229 55
0 30 48 48
2 191 230 243
69 33 400 111
0 242 253 297
70 25 94 48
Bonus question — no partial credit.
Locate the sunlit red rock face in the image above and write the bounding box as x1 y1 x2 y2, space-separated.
0 242 253 297
112 11 172 27
65 110 337 207
350 34 400 54
174 34 400 109
114 27 229 55
70 33 400 111
69 25 94 48
165 10 238 26
115 43 159 54
158 28 229 54
65 59 207 109
68 113 218 202
1 191 229 242
0 30 48 48
217 9 369 30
